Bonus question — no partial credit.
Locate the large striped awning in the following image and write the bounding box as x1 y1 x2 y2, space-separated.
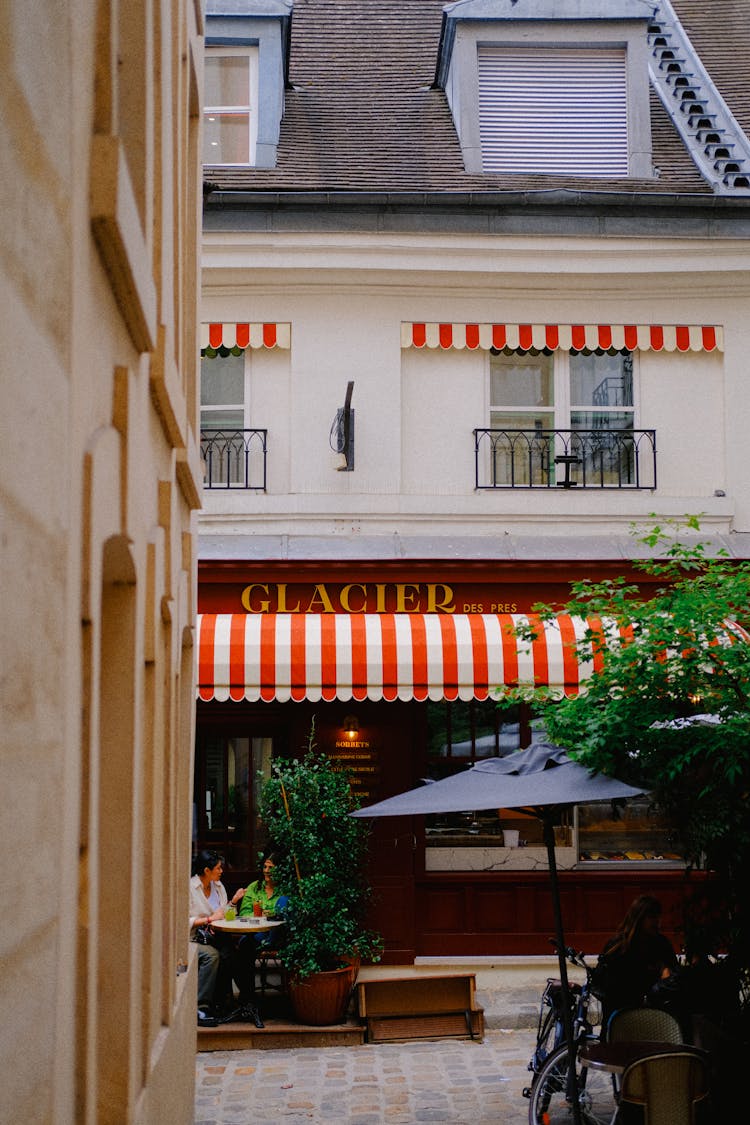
197 612 626 703
200 322 291 352
401 322 723 353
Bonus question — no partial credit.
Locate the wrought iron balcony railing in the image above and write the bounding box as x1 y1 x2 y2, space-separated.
200 428 267 490
474 428 657 490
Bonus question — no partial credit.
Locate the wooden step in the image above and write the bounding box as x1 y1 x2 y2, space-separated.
197 1016 365 1051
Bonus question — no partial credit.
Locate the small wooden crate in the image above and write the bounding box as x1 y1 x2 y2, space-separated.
356 974 484 1043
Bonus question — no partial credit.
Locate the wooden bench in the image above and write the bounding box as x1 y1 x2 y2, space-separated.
356 974 484 1043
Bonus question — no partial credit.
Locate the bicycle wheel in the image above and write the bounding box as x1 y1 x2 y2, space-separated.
528 1043 615 1125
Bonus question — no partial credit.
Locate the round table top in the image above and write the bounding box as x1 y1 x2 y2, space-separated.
211 917 285 934
581 1040 707 1074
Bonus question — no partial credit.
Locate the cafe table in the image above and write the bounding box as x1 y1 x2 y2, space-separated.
211 916 285 936
580 1039 708 1075
210 917 286 1026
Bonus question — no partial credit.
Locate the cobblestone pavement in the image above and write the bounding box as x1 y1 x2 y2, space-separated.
195 1028 537 1124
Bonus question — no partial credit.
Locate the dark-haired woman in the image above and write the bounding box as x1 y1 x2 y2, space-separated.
595 894 678 1028
189 850 244 1023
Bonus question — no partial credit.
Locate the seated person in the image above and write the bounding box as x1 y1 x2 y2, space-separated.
594 894 678 1028
233 853 289 1003
190 849 245 1023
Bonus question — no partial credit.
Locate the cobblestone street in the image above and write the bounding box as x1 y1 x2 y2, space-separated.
195 1028 536 1124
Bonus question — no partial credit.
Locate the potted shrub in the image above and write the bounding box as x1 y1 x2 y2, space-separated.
259 723 382 1024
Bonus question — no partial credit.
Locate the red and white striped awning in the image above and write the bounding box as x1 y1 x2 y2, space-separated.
200 323 291 351
197 612 627 703
401 322 723 353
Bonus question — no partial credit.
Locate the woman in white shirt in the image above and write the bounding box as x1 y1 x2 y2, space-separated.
190 850 244 1022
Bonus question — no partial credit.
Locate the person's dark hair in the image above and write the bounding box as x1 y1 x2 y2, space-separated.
192 849 223 878
604 895 662 957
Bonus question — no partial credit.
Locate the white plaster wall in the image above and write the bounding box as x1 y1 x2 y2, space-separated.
201 233 750 539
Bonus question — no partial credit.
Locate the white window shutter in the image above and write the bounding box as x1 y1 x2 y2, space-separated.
478 46 629 176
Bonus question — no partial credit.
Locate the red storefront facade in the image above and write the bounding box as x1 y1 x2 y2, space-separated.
196 557 692 962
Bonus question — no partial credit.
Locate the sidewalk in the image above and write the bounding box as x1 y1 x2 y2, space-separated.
195 1028 537 1124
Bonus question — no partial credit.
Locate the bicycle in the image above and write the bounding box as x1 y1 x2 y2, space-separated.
525 942 615 1125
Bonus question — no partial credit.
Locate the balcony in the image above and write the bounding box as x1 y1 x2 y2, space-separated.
474 428 657 490
200 428 267 490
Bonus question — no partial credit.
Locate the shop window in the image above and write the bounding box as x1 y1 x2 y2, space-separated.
577 797 683 864
203 47 258 166
488 349 637 487
424 705 682 866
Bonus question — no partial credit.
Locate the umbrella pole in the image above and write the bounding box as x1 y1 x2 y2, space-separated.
542 811 583 1125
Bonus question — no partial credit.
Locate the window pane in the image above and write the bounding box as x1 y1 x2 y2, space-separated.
203 112 250 163
489 413 553 486
571 410 634 431
205 55 250 108
200 408 244 431
570 353 633 408
201 354 244 406
490 353 554 408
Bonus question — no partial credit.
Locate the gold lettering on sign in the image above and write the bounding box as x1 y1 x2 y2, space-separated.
375 583 387 613
241 583 271 613
277 583 301 613
306 583 335 613
426 583 455 613
395 583 419 612
340 583 367 613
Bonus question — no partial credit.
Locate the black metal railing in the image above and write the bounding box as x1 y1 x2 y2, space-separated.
200 428 267 490
474 428 657 490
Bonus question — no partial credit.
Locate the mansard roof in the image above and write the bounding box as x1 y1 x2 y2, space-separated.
203 0 750 201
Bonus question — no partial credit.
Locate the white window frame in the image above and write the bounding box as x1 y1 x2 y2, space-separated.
488 350 639 431
200 351 251 432
203 46 259 167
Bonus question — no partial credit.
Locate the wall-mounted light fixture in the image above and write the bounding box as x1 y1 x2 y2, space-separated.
329 380 354 471
342 714 359 737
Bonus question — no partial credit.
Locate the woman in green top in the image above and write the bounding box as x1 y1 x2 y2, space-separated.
233 853 289 1003
239 853 288 918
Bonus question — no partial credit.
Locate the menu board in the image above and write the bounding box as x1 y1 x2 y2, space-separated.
327 739 381 806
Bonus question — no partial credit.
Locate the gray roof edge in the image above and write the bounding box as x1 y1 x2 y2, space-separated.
198 532 750 563
203 188 750 211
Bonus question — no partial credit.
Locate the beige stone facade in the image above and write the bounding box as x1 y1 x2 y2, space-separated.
0 2 203 1122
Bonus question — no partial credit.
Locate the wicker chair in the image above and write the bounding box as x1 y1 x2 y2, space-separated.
616 1050 710 1125
607 1006 684 1045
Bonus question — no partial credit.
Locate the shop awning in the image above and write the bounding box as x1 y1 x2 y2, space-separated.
196 612 627 703
401 322 723 353
200 322 291 352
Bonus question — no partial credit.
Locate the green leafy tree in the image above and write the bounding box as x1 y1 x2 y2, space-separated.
506 518 750 1011
259 722 382 978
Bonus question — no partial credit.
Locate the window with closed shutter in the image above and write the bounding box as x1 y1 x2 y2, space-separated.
478 45 628 175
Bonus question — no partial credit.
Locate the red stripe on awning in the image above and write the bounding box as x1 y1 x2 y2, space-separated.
465 323 481 350
235 323 250 349
208 324 223 349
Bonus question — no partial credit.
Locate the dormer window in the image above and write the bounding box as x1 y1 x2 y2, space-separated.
478 46 629 176
203 48 259 166
204 1 292 170
437 0 654 179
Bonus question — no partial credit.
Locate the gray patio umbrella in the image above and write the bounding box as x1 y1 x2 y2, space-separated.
353 741 643 1125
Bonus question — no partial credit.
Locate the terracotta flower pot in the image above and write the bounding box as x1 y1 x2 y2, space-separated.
288 958 359 1026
